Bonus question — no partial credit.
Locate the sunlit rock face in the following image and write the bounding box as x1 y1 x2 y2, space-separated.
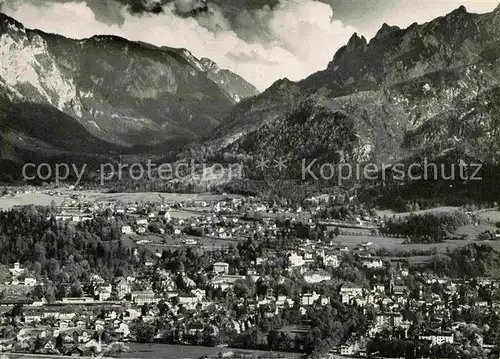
0 12 258 147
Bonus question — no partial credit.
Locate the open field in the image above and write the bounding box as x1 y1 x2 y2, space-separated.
77 191 242 204
455 222 498 238
328 227 374 236
128 230 500 258
377 207 500 222
378 255 434 264
376 206 461 218
170 209 205 219
123 234 243 255
0 192 65 210
3 353 115 359
376 206 500 241
477 209 500 223
0 189 243 210
451 209 499 239
331 234 500 253
124 343 303 359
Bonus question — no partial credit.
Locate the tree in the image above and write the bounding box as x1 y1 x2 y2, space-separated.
70 280 83 297
131 320 155 343
30 285 45 300
11 304 23 318
56 284 67 299
55 334 64 350
234 280 251 298
202 328 220 347
49 200 58 213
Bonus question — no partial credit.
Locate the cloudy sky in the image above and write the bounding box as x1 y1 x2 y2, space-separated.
0 0 498 90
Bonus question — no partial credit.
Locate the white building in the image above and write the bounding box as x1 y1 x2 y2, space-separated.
131 290 161 306
213 262 230 275
136 226 146 234
362 257 384 268
116 323 130 338
340 284 364 304
288 252 305 267
121 225 133 234
191 289 206 302
24 277 37 286
301 292 328 306
116 278 131 299
302 292 320 306
275 295 294 308
98 284 112 301
323 254 339 268
303 271 331 284
9 262 24 278
376 312 403 328
159 211 171 222
178 294 199 306
419 334 454 345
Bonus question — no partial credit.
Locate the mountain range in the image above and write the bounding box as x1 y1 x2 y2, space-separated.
2 5 500 198
0 11 258 170
205 4 500 170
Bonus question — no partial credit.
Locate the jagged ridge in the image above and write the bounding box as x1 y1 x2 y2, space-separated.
202 4 500 173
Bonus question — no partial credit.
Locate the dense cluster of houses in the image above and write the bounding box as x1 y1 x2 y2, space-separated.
331 274 500 357
2 190 500 359
5 242 494 358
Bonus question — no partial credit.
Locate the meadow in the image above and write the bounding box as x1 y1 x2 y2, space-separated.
0 192 65 210
124 343 303 359
0 189 243 210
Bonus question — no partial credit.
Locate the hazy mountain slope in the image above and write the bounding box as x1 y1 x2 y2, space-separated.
199 57 259 103
0 12 258 149
207 78 304 150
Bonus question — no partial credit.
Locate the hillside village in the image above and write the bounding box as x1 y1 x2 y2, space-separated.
0 188 498 359
2 1 500 359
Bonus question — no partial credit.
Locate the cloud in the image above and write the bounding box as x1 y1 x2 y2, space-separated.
226 51 280 66
173 0 207 15
1 0 359 91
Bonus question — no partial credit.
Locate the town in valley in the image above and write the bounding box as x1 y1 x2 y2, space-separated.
0 186 498 359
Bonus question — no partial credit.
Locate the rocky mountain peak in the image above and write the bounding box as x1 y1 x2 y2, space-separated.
271 77 292 87
492 2 500 17
200 57 220 73
326 32 368 72
209 2 500 180
373 23 402 41
198 57 259 103
452 5 467 15
265 78 298 94
346 32 367 51
442 4 471 25
0 11 260 154
0 12 24 35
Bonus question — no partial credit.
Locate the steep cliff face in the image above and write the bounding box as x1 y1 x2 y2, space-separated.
0 12 258 151
207 5 500 169
301 5 500 92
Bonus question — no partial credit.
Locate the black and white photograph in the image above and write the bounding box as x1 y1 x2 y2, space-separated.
1 0 500 358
